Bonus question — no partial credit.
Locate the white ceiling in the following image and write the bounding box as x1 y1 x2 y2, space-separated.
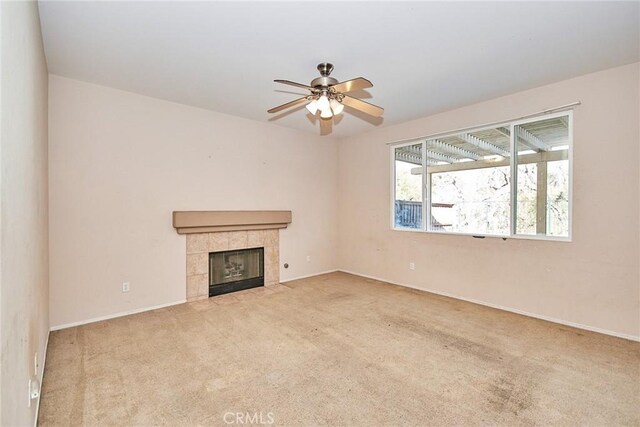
38 1 639 138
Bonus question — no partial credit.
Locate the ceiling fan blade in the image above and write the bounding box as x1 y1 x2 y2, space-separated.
267 97 309 114
341 95 384 117
330 77 373 94
274 79 316 92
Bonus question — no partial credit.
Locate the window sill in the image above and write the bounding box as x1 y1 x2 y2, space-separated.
391 227 572 242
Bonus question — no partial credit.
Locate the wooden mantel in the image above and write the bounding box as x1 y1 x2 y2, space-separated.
172 210 292 234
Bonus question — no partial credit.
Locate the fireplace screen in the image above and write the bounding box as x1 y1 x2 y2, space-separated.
209 247 264 296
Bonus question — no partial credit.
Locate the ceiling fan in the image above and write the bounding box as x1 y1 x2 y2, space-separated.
267 63 384 120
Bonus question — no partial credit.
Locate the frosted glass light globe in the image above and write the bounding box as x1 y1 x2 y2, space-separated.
316 95 330 111
330 99 344 115
305 99 319 115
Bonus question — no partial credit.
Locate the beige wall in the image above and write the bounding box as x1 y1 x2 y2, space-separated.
338 63 640 340
0 1 50 425
49 75 338 327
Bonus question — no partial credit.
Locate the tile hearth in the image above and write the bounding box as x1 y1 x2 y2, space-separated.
185 229 279 301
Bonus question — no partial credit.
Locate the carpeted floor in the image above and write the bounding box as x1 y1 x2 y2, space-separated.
39 272 639 426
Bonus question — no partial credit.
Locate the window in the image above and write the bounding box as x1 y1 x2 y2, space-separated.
514 116 570 237
392 111 572 240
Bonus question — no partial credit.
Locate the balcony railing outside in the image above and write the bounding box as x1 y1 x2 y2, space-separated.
395 201 452 230
394 200 422 229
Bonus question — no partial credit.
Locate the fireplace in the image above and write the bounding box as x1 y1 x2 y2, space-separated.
209 247 264 297
174 211 291 301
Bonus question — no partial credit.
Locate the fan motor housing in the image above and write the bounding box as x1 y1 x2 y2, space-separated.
310 76 338 88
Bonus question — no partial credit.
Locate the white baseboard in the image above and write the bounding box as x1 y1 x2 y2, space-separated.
338 269 640 342
50 299 187 331
34 329 49 427
280 269 339 283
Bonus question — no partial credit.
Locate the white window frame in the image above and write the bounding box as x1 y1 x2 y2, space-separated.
390 110 573 242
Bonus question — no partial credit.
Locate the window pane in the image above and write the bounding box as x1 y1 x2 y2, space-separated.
546 160 569 236
514 115 569 237
516 163 538 235
426 129 511 235
394 144 423 229
431 167 511 235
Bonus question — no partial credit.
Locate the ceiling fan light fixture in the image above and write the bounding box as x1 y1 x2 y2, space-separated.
305 99 319 115
330 98 344 115
316 95 330 112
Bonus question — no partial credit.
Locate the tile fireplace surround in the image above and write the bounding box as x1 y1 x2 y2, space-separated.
185 230 279 301
173 211 292 301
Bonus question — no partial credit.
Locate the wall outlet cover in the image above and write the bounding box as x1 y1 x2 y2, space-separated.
29 379 40 407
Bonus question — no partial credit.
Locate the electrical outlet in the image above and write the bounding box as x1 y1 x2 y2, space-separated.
306 255 311 262
409 262 415 270
122 282 130 293
28 379 40 407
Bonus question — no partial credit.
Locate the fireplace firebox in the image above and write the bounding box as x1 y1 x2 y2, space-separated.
209 247 264 296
